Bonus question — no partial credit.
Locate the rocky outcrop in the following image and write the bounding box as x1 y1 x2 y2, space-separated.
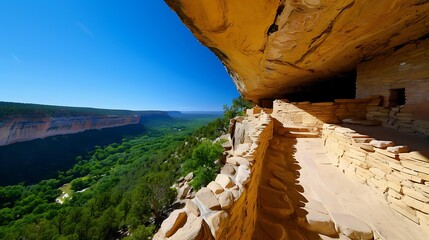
165 0 429 102
0 115 140 146
154 112 274 239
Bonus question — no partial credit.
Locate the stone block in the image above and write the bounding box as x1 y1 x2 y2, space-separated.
296 199 337 237
226 156 250 166
331 212 373 240
170 215 214 240
218 191 234 209
388 188 403 199
403 196 429 213
185 200 201 217
409 151 429 163
207 181 224 195
387 145 409 154
196 188 221 211
215 174 235 189
388 197 419 223
401 160 429 175
160 210 187 238
184 172 194 181
370 140 395 149
235 165 251 186
387 181 402 193
206 211 228 239
402 187 429 203
220 165 236 176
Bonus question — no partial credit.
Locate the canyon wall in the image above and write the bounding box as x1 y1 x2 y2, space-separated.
0 115 140 146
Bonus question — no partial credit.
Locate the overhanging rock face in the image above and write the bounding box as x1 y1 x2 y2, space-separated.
165 0 429 103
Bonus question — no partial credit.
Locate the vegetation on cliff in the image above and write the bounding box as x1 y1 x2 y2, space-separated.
0 97 251 239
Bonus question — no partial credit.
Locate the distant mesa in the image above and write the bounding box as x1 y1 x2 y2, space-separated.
0 102 169 147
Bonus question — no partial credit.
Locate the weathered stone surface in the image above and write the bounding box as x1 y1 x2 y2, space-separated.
206 211 229 239
218 191 234 209
160 210 187 238
233 143 251 156
229 185 242 200
220 165 236 176
331 212 374 240
0 115 141 147
215 174 235 189
165 0 429 102
370 140 395 149
153 231 166 240
195 187 221 210
235 165 251 186
296 199 337 237
184 172 194 181
185 200 201 217
170 214 214 240
177 182 192 200
226 156 250 166
207 181 224 195
387 145 410 154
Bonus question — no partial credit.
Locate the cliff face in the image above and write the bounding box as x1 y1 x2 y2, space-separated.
165 0 429 103
0 115 140 147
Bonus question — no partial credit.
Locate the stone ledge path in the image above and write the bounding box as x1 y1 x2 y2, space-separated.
254 127 428 239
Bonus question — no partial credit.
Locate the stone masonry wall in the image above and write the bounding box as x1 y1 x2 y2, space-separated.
154 112 273 239
271 99 370 130
356 39 429 137
356 38 429 121
366 102 429 137
322 124 429 230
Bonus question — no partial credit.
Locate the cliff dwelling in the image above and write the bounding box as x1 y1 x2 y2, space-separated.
155 0 429 239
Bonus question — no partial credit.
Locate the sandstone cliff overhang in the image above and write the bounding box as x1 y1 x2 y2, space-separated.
165 0 429 103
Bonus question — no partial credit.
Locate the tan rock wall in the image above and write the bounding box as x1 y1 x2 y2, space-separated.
322 124 429 229
0 116 140 146
356 39 429 121
217 113 273 239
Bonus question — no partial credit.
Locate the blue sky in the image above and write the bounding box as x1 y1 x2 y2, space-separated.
0 1 239 111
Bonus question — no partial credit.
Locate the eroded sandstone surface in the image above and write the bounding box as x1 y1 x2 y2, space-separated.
0 116 139 146
165 0 429 102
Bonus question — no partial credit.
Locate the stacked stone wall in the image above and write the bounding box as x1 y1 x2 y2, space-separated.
322 124 429 230
271 99 370 130
356 38 429 122
154 112 273 239
367 103 429 136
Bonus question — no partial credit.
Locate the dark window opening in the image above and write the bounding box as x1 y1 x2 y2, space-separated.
388 88 406 107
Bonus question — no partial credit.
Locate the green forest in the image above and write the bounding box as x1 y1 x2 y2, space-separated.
0 97 252 239
0 101 167 119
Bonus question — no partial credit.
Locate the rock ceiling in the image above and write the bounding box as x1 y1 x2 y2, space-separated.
165 0 429 102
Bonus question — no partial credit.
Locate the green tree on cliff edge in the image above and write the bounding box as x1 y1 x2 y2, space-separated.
223 95 254 124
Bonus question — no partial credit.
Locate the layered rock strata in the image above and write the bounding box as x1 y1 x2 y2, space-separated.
0 116 140 146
